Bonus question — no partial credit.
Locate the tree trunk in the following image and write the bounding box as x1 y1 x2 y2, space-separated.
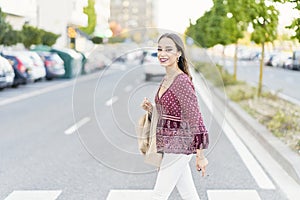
258 42 265 97
233 43 238 81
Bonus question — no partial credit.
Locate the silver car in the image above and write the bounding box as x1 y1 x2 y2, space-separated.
141 50 165 81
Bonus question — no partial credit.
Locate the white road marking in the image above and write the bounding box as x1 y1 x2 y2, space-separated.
0 81 72 107
207 190 261 200
106 189 262 200
0 72 100 107
4 190 62 200
191 68 214 113
191 68 275 189
105 96 118 106
106 190 152 200
223 121 275 189
124 85 133 92
64 117 91 135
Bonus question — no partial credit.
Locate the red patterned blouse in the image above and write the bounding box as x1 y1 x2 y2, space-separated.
155 73 209 154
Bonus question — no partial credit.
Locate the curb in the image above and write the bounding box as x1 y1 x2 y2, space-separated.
211 81 300 185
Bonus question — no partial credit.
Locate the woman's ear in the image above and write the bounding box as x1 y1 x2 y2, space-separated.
177 51 182 57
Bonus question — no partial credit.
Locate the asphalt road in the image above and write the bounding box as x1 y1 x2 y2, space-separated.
0 51 294 199
210 54 300 104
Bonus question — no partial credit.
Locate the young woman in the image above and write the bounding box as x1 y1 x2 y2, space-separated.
141 33 209 200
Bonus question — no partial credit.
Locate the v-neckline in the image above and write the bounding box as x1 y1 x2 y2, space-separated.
157 73 184 100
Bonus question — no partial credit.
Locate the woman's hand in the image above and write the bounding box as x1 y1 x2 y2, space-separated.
196 149 208 176
196 156 208 177
141 97 153 113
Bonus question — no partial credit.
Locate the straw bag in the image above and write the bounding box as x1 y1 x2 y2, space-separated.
136 106 162 167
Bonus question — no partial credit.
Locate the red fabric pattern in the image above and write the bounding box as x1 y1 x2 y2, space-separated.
155 73 209 154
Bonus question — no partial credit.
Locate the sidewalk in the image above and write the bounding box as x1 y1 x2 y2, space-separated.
191 67 300 200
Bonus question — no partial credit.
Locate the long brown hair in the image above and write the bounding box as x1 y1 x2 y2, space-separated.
158 33 192 81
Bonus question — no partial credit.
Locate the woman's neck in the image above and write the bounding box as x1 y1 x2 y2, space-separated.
165 66 182 80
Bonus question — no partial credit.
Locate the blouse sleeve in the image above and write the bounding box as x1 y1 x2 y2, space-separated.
172 75 209 149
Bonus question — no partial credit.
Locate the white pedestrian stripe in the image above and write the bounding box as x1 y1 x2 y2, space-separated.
207 190 261 200
191 68 275 189
64 117 91 135
106 189 262 200
106 190 153 200
105 96 118 106
223 122 275 189
5 190 62 200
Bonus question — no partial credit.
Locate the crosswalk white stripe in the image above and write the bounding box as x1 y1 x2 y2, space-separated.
191 68 275 189
106 190 152 200
207 190 261 200
4 190 62 200
106 189 262 200
223 121 275 189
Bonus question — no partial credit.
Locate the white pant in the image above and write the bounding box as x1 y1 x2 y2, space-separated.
152 153 200 200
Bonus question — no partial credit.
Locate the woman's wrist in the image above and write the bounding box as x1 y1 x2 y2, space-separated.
196 149 205 159
196 155 205 159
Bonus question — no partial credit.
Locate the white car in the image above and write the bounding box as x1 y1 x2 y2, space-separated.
141 50 165 81
3 51 46 82
0 56 15 89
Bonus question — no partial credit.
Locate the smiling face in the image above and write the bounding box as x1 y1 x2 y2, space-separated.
157 37 181 68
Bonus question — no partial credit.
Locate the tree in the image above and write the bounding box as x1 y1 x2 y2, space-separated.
21 25 43 48
226 0 254 80
186 0 235 49
1 25 23 46
41 30 60 46
284 0 300 42
0 8 10 45
186 0 251 80
91 36 103 44
79 0 96 35
250 0 279 96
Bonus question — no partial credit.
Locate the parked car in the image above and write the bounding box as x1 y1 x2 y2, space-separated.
35 51 65 80
84 52 111 73
2 51 46 82
141 50 165 81
21 51 46 81
292 50 300 70
1 54 29 87
270 52 292 68
283 56 293 69
265 53 278 66
0 56 15 89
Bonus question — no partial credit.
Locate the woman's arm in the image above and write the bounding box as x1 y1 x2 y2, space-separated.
173 75 209 149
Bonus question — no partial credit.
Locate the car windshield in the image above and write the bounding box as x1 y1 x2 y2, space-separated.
151 52 157 57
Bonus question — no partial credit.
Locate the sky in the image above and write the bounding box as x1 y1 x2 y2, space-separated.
0 0 298 35
156 0 298 34
156 0 213 33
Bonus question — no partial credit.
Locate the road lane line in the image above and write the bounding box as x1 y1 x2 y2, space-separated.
124 85 133 92
223 121 275 189
4 190 62 200
0 81 72 107
0 72 100 107
207 190 261 200
106 190 152 200
64 117 91 135
105 96 118 106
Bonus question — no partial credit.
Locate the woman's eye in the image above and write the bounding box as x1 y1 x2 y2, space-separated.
166 49 173 52
157 48 162 51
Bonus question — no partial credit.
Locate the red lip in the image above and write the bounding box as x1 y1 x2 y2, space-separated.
159 58 168 62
